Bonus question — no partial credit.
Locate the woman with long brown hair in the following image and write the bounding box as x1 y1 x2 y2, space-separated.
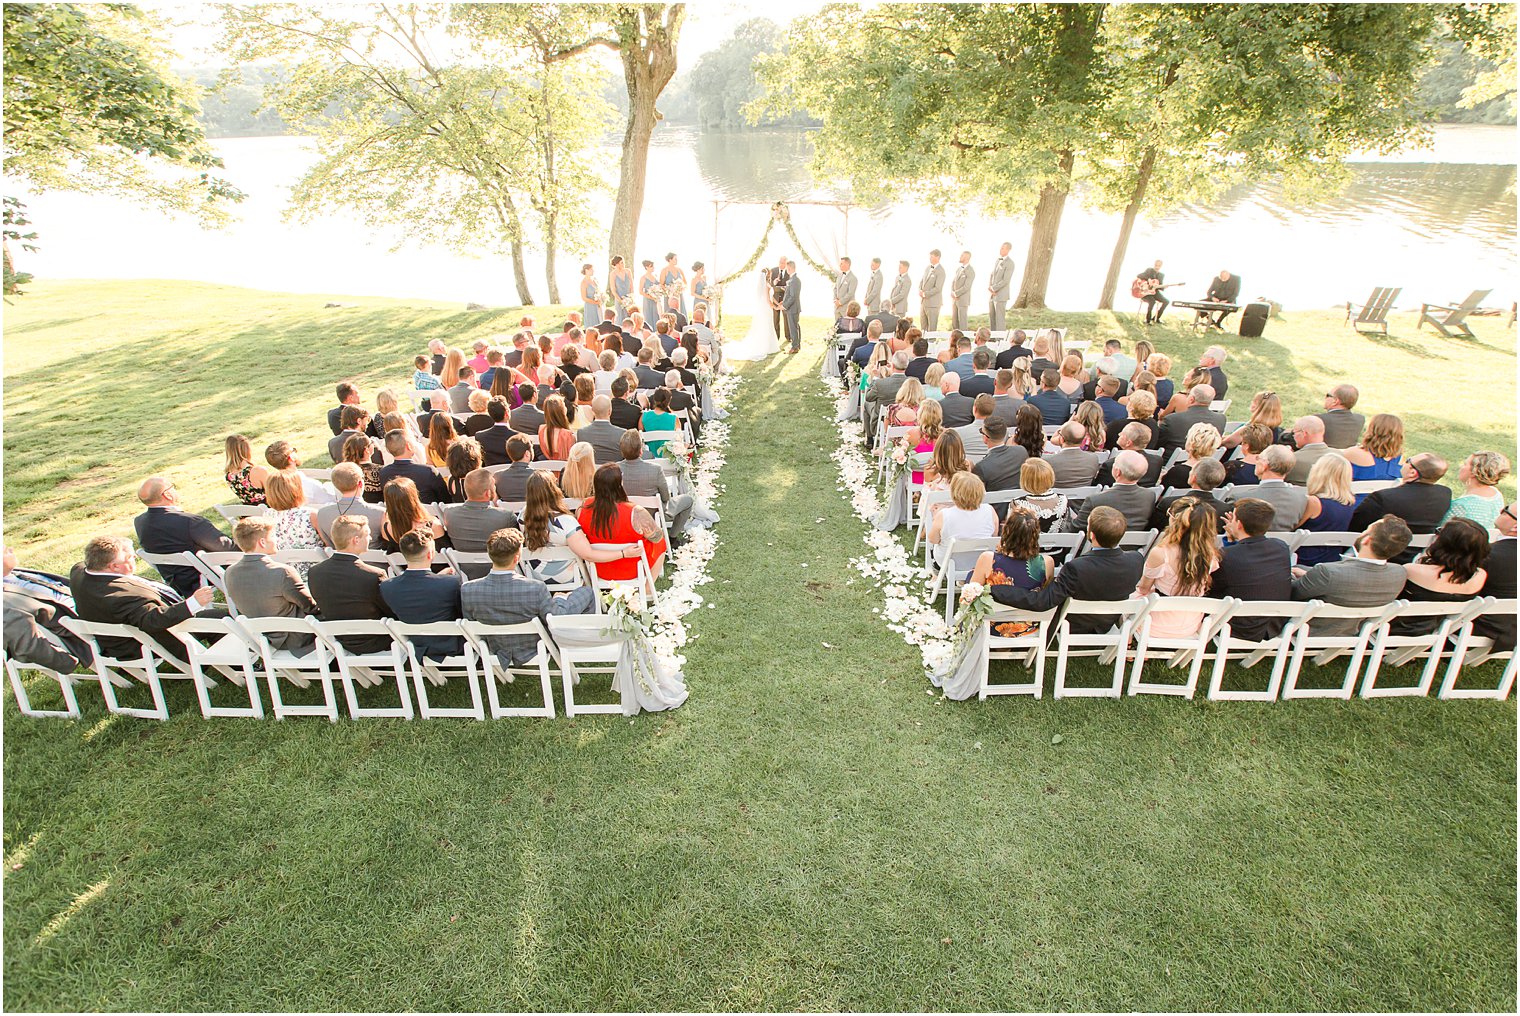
425 411 457 469
439 348 467 389
1135 498 1221 637
1012 403 1046 463
519 469 633 587
923 428 972 494
577 463 666 587
223 434 268 505
538 394 576 461
380 476 444 553
445 437 482 503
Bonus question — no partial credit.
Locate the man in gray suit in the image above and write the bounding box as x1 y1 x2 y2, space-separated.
972 418 1027 518
579 396 629 465
618 431 694 539
444 469 520 559
1157 384 1227 455
446 367 478 413
781 260 803 353
224 516 318 653
1292 515 1411 634
919 249 945 330
953 395 994 458
492 437 537 502
1070 451 1156 531
862 350 910 443
888 260 912 315
1316 384 1365 449
1235 445 1307 530
989 370 1023 428
862 257 884 314
987 241 1014 331
1286 416 1331 485
833 257 857 316
1044 421 1101 488
315 464 385 548
461 528 596 667
950 250 975 331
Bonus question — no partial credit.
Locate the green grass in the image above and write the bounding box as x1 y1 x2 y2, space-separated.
3 280 1516 1010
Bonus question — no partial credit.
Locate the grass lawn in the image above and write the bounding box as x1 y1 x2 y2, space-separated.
2 280 1516 1011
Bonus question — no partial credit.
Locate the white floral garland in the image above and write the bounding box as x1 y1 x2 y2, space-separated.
640 373 742 671
823 375 963 683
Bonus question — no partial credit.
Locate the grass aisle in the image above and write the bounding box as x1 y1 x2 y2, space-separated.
2 285 1515 1011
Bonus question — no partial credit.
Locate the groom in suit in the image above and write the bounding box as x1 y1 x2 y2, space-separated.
782 261 803 354
764 257 791 336
862 258 884 314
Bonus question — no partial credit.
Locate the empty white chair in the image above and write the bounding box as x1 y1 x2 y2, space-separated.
1205 600 1321 702
1279 602 1403 699
545 614 624 717
1052 596 1152 698
386 620 486 720
58 617 191 720
1359 599 1489 698
460 619 557 718
1127 597 1238 698
170 615 265 718
310 620 414 719
1437 597 1517 699
982 605 1061 698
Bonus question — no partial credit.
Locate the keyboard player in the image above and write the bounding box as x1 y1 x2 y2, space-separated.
1201 270 1241 329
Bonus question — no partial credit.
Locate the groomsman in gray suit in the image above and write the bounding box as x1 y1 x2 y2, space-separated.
919 250 945 330
782 260 803 353
988 242 1014 331
889 260 912 315
862 258 884 314
833 257 858 316
950 251 974 331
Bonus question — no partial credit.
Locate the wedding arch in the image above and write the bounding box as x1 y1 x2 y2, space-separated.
709 199 855 302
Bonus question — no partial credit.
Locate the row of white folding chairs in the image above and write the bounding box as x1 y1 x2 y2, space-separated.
7 613 639 721
967 594 1515 703
911 486 1103 559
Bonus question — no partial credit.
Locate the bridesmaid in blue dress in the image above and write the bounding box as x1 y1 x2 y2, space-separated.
1295 452 1358 566
639 260 659 324
660 253 687 317
579 264 601 329
690 261 710 318
1342 412 1403 505
608 255 632 319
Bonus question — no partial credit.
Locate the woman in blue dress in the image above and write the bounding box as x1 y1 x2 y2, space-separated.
967 508 1055 637
1342 412 1403 505
639 260 659 324
690 261 710 318
608 255 632 319
579 263 601 329
661 252 687 317
1295 453 1357 566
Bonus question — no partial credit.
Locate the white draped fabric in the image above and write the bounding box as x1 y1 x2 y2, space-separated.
723 272 780 362
551 617 688 717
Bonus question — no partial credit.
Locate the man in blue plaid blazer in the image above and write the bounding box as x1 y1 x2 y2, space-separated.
461 528 598 666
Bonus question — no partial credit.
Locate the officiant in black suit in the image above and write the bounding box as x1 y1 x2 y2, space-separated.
764 257 791 337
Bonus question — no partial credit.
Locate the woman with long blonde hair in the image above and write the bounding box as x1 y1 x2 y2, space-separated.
1222 390 1285 449
439 348 467 389
1160 422 1222 489
1136 498 1221 637
1072 401 1107 452
1295 452 1357 565
223 434 268 505
561 441 597 500
886 377 926 429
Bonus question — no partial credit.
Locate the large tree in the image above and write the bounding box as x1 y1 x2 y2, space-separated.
3 2 242 292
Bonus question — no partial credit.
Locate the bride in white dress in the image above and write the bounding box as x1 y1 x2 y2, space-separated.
724 270 780 362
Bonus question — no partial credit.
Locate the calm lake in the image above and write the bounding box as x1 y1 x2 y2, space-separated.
11 123 1515 316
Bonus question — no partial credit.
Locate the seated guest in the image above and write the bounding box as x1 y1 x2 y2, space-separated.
1093 375 1127 425
1147 352 1175 408
1159 366 1210 418
1292 514 1411 634
960 348 997 399
476 397 515 467
1096 422 1163 488
537 394 576 461
445 438 483 503
1349 453 1451 547
1109 388 1160 454
461 390 493 436
1343 412 1404 499
70 534 221 661
1123 368 1157 407
1222 422 1272 486
633 345 666 391
315 463 385 547
1136 497 1221 637
1241 444 1307 531
1028 369 1073 426
379 430 451 504
578 464 668 589
885 378 927 431
492 437 537 503
1211 498 1293 641
1472 504 1516 653
425 412 458 469
1159 422 1222 491
379 477 445 554
942 334 975 377
1071 402 1108 453
1080 356 1128 402
306 515 392 653
936 371 977 428
510 383 546 435
1221 391 1286 450
443 469 519 577
966 508 1055 636
1026 332 1060 383
224 516 318 653
329 405 374 464
134 474 237 598
863 351 910 442
477 346 508 392
995 329 1036 371
1444 451 1510 527
1149 459 1230 533
592 349 620 394
428 338 448 375
609 377 645 430
342 434 385 504
264 440 335 506
263 470 326 576
559 344 590 384
1317 384 1365 449
1158 384 1225 455
379 530 463 660
1044 421 1099 488
1199 345 1229 397
1389 518 1490 635
375 388 421 443
462 527 597 667
922 429 972 496
224 434 269 506
835 299 865 338
921 362 946 402
1285 416 1331 484
904 335 934 381
927 471 999 566
520 471 628 586
328 381 362 436
3 545 89 668
1011 404 1047 467
991 506 1144 634
989 368 1024 427
1073 450 1156 531
578 395 629 466
569 374 598 429
953 395 995 458
412 354 443 396
562 442 597 500
640 388 679 456
445 367 478 415
901 401 945 486
844 318 882 372
1012 457 1067 533
1295 453 1357 566
618 430 694 539
1055 353 1086 401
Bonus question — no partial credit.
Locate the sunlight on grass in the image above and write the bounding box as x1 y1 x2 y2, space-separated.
79 715 118 743
3 831 41 875
32 877 111 947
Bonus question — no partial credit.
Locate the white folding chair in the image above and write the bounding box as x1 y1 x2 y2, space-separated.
546 614 625 717
1209 399 1231 415
1127 596 1239 698
1438 597 1517 699
215 503 269 525
58 618 191 720
357 549 401 576
4 649 84 718
445 549 493 580
138 551 201 593
1279 602 1403 699
520 546 593 600
1052 596 1152 698
191 551 243 612
310 620 414 719
1264 530 1306 554
386 620 486 720
535 459 568 474
1077 531 1155 558
231 616 341 721
170 616 265 718
931 537 999 620
983 606 1060 698
1205 600 1321 702
586 544 657 607
1359 599 1489 698
273 548 330 570
1350 479 1398 496
1292 531 1360 565
912 489 955 562
460 619 557 719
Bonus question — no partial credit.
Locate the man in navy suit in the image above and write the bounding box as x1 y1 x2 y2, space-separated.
990 507 1144 635
1211 498 1293 641
378 431 451 503
1028 370 1074 426
379 531 463 659
475 397 516 466
461 528 596 667
132 475 235 597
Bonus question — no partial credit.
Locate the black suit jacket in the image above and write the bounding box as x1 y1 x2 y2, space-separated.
477 424 516 466
378 459 451 503
1349 482 1452 537
1210 536 1292 641
133 507 235 597
610 397 642 430
996 345 1036 371
1206 276 1241 305
379 569 463 659
960 374 995 399
1474 539 1516 652
307 553 392 653
69 565 219 660
990 548 1144 635
327 405 345 435
904 356 935 382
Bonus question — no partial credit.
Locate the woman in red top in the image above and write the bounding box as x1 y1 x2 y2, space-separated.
577 463 667 588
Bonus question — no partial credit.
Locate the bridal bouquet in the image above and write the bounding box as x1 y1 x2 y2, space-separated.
882 438 914 486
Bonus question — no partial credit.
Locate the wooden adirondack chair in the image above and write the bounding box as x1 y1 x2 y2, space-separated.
1418 289 1491 339
1345 286 1400 335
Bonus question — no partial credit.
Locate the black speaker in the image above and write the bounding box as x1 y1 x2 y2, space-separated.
1238 302 1269 337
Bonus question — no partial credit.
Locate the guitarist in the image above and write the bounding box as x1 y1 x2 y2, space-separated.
1132 259 1170 325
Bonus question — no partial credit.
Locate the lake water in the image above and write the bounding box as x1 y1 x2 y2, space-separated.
9 124 1515 317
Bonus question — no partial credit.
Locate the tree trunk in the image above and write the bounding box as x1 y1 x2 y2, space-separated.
1012 149 1074 310
1098 145 1157 310
510 237 533 306
609 87 658 266
544 216 561 305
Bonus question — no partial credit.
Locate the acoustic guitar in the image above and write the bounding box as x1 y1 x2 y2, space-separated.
1131 277 1186 299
